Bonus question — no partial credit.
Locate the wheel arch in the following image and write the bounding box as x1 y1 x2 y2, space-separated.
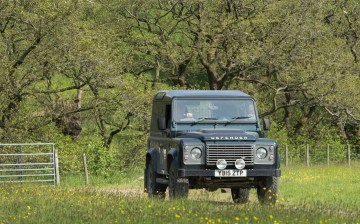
276 152 281 169
146 148 160 172
167 147 178 171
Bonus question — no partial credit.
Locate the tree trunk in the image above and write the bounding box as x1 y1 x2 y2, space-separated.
294 106 316 134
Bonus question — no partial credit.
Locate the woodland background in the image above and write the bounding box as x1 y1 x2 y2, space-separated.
0 0 359 175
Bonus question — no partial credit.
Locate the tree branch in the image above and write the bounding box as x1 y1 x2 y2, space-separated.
34 83 87 94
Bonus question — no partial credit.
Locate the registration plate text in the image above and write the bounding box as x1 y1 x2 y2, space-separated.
215 169 247 177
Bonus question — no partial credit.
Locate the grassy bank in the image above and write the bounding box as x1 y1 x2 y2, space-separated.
0 164 359 223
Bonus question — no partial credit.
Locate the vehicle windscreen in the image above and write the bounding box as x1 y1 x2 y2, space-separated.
173 99 257 123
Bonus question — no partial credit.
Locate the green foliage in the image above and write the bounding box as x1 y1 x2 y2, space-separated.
113 132 147 169
86 137 115 177
0 0 359 174
266 121 291 146
55 136 84 174
267 120 357 165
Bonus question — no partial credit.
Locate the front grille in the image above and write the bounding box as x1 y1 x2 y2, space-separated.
206 144 254 166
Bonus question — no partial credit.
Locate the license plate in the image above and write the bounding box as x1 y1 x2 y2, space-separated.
215 169 247 177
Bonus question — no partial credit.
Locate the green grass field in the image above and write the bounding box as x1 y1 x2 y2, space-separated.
1 163 359 224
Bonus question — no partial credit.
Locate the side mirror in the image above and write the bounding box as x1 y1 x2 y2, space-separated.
158 117 166 130
263 118 270 131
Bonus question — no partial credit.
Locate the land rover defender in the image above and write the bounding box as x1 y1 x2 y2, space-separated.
144 90 281 204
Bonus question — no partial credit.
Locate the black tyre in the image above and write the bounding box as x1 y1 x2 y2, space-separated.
257 176 278 205
231 188 250 204
145 160 166 199
168 160 189 199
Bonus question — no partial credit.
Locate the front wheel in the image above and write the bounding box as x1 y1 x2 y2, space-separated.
168 160 189 199
257 176 278 205
145 160 166 199
231 188 250 204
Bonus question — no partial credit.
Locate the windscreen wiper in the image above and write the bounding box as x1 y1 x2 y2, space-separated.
224 116 251 126
190 117 218 126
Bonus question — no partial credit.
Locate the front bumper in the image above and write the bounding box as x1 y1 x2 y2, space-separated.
178 168 281 177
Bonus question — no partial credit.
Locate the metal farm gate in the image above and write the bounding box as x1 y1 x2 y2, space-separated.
0 143 59 185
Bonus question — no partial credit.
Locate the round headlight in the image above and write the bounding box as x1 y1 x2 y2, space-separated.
216 159 227 170
256 147 268 159
235 159 246 169
190 147 202 160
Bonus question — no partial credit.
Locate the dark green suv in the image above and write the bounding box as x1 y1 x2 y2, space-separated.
144 90 281 204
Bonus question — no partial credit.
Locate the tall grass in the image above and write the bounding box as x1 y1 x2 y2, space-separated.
0 163 359 223
280 163 360 209
60 166 144 188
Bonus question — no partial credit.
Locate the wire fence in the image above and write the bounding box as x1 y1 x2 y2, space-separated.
278 144 360 167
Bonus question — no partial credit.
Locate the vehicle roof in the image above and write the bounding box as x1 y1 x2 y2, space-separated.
154 90 252 101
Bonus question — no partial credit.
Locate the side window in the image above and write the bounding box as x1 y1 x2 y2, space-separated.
165 104 171 128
